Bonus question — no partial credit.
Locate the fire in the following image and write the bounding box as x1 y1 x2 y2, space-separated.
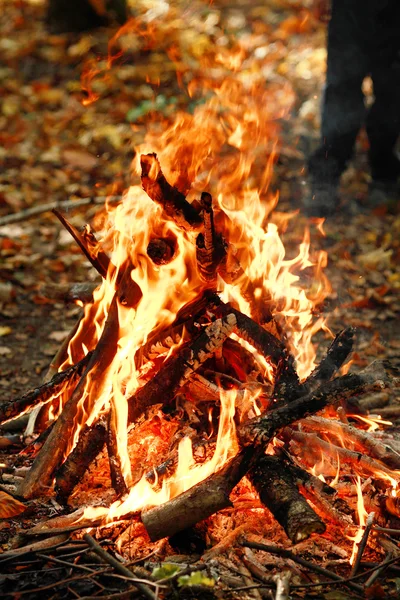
349 476 368 565
39 6 335 520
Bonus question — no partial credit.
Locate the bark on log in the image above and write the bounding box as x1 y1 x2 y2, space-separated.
55 420 107 503
0 352 92 426
140 154 202 231
141 447 255 541
196 192 226 282
107 405 129 497
18 293 121 499
127 314 237 423
247 455 326 543
238 366 388 447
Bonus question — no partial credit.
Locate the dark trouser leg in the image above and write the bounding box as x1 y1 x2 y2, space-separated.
308 0 369 186
367 4 400 181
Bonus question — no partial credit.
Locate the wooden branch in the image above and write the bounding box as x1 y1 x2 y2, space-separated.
248 455 326 543
299 415 400 469
53 209 111 278
275 326 356 403
55 420 107 503
127 313 237 423
238 366 389 447
0 353 92 426
107 405 129 497
140 153 202 231
304 327 356 391
18 293 121 499
196 192 226 282
286 428 399 482
141 447 255 541
83 533 157 600
0 195 122 227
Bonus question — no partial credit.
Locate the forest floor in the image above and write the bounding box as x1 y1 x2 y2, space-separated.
0 2 400 598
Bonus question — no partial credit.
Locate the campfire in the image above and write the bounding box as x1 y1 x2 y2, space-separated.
2 147 400 595
1 13 400 597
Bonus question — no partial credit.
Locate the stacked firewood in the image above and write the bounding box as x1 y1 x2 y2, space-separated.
2 154 398 546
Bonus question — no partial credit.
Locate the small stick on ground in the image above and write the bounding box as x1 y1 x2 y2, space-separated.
0 195 122 227
83 533 157 600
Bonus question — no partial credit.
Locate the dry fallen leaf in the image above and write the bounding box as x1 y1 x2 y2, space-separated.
0 326 12 336
62 148 99 171
0 491 26 519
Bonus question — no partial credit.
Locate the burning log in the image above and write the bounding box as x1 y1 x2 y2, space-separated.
147 237 176 265
141 365 387 542
0 352 92 426
303 327 356 393
18 292 121 499
247 455 326 543
140 153 202 231
107 404 129 497
196 192 226 282
55 420 107 503
142 447 254 542
286 428 400 482
298 415 400 470
127 313 237 423
239 366 388 447
53 209 111 278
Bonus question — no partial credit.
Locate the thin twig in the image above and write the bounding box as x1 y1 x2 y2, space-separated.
364 553 393 588
351 512 375 577
83 534 157 600
0 196 122 227
241 540 364 593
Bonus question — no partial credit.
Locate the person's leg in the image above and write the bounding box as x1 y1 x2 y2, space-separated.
306 0 369 215
367 2 400 182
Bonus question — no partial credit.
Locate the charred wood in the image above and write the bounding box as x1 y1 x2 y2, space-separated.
107 405 129 497
127 314 237 423
142 447 255 541
18 293 121 499
247 455 326 543
0 352 92 426
238 365 388 447
140 153 202 231
147 237 176 265
196 192 226 282
55 420 107 503
53 210 111 278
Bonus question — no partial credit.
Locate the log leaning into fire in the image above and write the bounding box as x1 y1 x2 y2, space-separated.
0 352 92 426
141 365 388 541
53 209 111 279
298 415 400 470
55 420 107 503
140 153 202 231
18 292 122 500
51 313 237 503
247 455 326 543
196 192 227 282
